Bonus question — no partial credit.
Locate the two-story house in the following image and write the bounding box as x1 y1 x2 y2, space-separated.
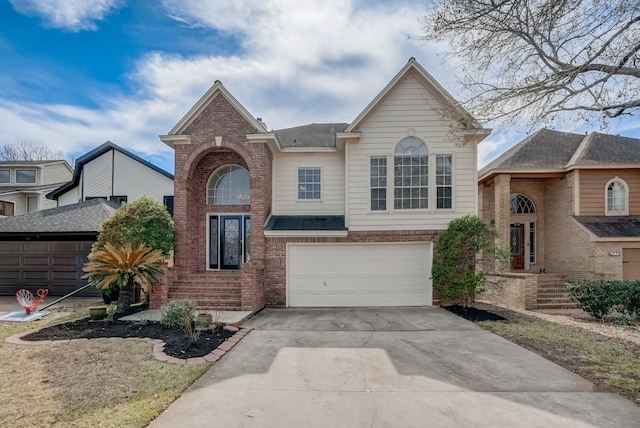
478 129 640 309
0 160 73 216
151 58 490 311
46 141 174 210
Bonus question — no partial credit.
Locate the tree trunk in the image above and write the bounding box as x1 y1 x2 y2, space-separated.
116 280 134 314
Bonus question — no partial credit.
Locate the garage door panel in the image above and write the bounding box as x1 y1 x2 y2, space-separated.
288 243 432 307
0 240 99 296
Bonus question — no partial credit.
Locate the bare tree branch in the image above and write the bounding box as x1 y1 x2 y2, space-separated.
0 140 65 161
421 0 640 128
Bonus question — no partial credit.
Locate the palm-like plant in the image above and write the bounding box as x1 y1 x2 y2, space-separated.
82 243 165 314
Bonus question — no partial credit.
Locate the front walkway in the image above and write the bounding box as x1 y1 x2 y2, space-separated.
148 307 640 427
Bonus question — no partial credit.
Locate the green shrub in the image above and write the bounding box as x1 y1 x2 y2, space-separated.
431 215 509 307
568 280 640 321
160 300 198 343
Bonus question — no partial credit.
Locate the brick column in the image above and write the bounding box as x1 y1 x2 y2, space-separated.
493 174 511 273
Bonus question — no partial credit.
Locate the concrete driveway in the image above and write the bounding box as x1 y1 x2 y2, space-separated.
149 308 640 428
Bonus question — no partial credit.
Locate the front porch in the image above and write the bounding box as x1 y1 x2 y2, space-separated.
482 272 576 310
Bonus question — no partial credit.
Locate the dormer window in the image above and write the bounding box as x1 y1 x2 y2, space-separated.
606 178 628 215
16 169 36 184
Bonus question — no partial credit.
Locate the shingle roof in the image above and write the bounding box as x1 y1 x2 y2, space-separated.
574 216 640 238
480 129 584 177
480 129 640 180
569 133 640 166
0 198 119 234
274 123 349 148
265 215 346 231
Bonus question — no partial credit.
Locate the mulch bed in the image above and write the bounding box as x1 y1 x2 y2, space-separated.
442 304 506 322
21 319 235 359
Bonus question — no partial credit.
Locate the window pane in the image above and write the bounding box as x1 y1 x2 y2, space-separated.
298 167 321 200
208 165 251 205
16 170 36 183
370 157 387 211
0 170 9 183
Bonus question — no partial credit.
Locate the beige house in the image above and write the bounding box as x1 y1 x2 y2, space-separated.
152 58 491 310
0 160 73 216
479 129 640 309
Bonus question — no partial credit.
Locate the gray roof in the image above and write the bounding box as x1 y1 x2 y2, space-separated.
574 216 640 238
569 133 640 166
0 198 119 234
480 129 640 179
265 215 346 231
274 123 350 148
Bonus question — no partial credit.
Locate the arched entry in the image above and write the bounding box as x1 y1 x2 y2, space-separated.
206 165 251 270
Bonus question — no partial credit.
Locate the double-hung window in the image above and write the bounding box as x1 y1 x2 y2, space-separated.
393 137 428 209
298 167 321 200
370 157 387 211
436 155 453 209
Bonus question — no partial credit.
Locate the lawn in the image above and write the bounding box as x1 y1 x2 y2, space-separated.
0 306 211 428
476 307 640 406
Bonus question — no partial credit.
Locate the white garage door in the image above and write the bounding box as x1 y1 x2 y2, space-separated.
287 243 432 307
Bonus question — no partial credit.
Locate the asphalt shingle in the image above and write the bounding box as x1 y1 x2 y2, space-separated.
274 123 349 148
0 198 119 234
265 215 346 231
574 216 640 238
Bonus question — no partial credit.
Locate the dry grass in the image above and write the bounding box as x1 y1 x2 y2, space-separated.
0 306 211 428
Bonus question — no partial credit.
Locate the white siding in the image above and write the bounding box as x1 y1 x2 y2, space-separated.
83 151 114 198
58 188 80 206
347 72 478 231
272 151 345 215
41 162 73 186
112 151 174 202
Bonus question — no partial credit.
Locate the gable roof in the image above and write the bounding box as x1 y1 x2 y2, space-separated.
166 81 266 137
0 198 119 235
274 123 349 148
345 57 486 136
479 129 640 181
46 141 174 200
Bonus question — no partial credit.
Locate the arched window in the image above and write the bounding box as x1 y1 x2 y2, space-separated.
606 178 628 215
393 137 428 209
207 165 250 205
510 194 536 214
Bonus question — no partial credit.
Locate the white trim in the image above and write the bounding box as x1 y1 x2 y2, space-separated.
264 230 348 237
344 140 350 228
574 169 581 215
159 134 192 148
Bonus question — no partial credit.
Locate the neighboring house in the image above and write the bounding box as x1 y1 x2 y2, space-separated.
0 198 120 296
46 141 174 212
152 58 490 311
0 160 73 216
478 129 640 309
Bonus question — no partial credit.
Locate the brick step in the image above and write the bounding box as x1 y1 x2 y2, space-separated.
537 293 572 299
535 302 578 310
167 294 241 307
536 297 575 305
170 283 241 291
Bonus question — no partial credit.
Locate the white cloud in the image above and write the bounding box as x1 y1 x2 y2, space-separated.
10 0 122 31
1 0 455 172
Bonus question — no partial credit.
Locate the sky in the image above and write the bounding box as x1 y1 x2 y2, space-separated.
1 0 639 174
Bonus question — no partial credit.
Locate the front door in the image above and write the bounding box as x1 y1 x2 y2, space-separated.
209 215 250 270
510 224 525 270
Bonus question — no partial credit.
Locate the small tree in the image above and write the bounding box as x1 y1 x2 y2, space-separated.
94 196 174 257
432 215 508 307
91 196 174 303
82 243 165 314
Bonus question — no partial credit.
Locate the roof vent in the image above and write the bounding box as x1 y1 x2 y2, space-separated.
256 117 268 131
